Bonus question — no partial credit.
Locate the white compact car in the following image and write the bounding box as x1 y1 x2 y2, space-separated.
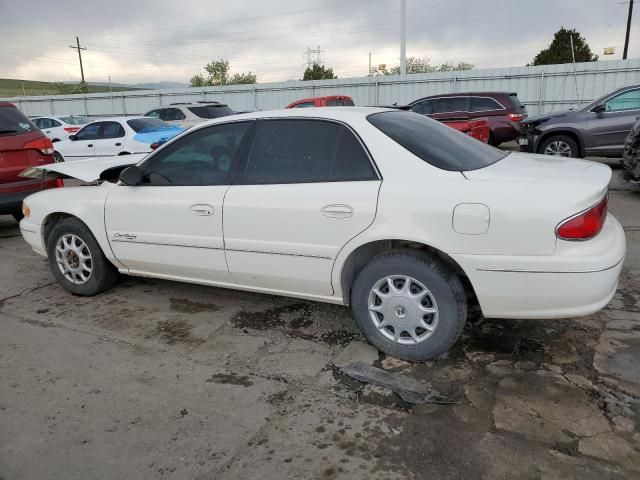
32 115 90 143
19 108 625 361
143 102 235 128
52 116 183 163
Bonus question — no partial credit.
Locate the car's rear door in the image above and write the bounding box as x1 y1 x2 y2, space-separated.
223 118 381 296
105 121 254 282
93 121 126 157
586 87 640 156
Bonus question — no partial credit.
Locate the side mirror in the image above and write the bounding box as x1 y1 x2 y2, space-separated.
592 104 606 113
119 166 143 186
69 134 77 141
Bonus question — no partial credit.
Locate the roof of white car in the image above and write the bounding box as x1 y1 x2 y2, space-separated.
200 106 395 126
85 116 148 123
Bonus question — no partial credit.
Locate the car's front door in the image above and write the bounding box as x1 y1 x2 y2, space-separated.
62 123 98 160
93 121 126 157
586 88 640 156
104 121 254 283
223 118 381 296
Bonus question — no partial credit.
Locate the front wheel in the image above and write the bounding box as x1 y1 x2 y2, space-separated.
538 135 579 158
351 250 467 362
53 151 64 163
46 217 118 295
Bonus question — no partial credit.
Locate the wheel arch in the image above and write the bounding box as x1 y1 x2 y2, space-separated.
536 129 584 157
42 212 90 248
337 238 478 307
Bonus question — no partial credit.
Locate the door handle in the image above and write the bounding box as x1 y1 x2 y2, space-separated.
115 142 122 146
321 204 353 219
88 144 93 147
190 204 214 216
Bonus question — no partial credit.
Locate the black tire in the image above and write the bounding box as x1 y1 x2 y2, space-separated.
46 217 118 296
488 132 500 147
12 210 23 222
538 134 579 158
351 249 467 362
53 151 64 163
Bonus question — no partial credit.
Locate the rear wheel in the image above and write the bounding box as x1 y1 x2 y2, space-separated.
53 151 64 163
351 250 467 362
46 217 118 295
539 135 579 158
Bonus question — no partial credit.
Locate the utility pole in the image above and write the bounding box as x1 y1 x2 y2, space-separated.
400 0 407 75
368 52 372 76
623 0 634 60
69 36 87 82
570 34 580 106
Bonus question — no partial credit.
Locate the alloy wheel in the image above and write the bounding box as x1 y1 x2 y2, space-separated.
55 234 93 284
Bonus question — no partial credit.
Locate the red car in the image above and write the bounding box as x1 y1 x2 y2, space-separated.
286 95 355 108
0 102 59 222
408 92 527 146
441 117 490 143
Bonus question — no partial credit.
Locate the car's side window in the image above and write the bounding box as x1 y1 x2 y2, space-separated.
243 119 377 184
411 100 434 115
291 102 315 108
605 89 640 112
139 121 253 186
470 97 503 112
75 123 100 140
160 108 186 121
145 110 161 118
50 119 62 127
442 97 469 114
98 121 126 139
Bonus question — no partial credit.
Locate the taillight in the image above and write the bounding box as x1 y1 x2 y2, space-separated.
508 113 524 122
63 127 80 133
556 195 608 240
55 179 64 188
23 137 54 155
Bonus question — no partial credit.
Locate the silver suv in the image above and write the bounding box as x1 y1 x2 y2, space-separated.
144 102 235 128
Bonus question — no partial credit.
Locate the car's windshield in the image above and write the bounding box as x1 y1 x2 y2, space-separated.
187 105 234 119
0 106 38 137
127 118 176 132
59 115 90 125
367 110 508 171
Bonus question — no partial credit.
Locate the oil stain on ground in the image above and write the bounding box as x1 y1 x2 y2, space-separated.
156 319 205 346
169 298 221 314
206 373 254 387
231 303 311 330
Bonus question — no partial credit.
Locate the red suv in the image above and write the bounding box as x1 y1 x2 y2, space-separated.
408 92 527 146
286 95 355 108
0 102 58 222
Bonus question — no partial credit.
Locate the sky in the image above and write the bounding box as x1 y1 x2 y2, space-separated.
0 0 638 85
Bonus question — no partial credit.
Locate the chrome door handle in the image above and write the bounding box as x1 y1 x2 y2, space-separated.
115 142 122 146
88 144 93 147
321 204 353 219
190 204 214 216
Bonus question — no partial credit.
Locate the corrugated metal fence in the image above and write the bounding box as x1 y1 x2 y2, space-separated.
5 59 640 118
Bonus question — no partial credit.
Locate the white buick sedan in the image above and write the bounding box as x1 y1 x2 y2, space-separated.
19 108 625 361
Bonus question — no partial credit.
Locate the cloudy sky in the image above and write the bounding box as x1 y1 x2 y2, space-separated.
0 0 637 85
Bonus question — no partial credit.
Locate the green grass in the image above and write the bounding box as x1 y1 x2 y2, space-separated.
0 78 138 98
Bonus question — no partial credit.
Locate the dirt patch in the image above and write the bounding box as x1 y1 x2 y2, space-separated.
206 373 254 387
319 330 359 346
156 320 205 346
231 303 311 330
169 298 221 314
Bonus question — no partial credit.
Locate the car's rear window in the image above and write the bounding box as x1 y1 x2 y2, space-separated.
127 118 174 132
508 93 526 113
0 106 37 137
367 110 508 171
59 115 90 125
187 105 234 118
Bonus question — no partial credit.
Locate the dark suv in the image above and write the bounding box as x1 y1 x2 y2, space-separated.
0 103 59 221
407 92 527 145
519 84 640 158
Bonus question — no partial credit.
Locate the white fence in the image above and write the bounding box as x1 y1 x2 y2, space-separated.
5 59 640 118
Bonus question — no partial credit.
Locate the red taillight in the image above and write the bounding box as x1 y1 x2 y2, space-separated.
508 113 524 122
556 196 608 240
23 137 55 155
55 179 64 188
63 127 80 133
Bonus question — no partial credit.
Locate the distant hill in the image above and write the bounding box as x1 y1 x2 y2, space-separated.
0 78 143 98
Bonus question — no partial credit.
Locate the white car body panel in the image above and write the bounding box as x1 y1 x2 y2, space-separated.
19 107 626 320
32 115 89 142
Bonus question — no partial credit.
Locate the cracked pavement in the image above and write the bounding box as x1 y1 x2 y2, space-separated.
1 156 639 479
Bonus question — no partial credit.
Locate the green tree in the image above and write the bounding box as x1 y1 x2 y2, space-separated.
302 63 337 80
49 81 89 95
190 59 257 87
373 57 473 75
531 27 598 66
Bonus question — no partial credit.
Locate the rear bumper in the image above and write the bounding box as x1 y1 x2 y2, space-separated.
452 214 626 319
